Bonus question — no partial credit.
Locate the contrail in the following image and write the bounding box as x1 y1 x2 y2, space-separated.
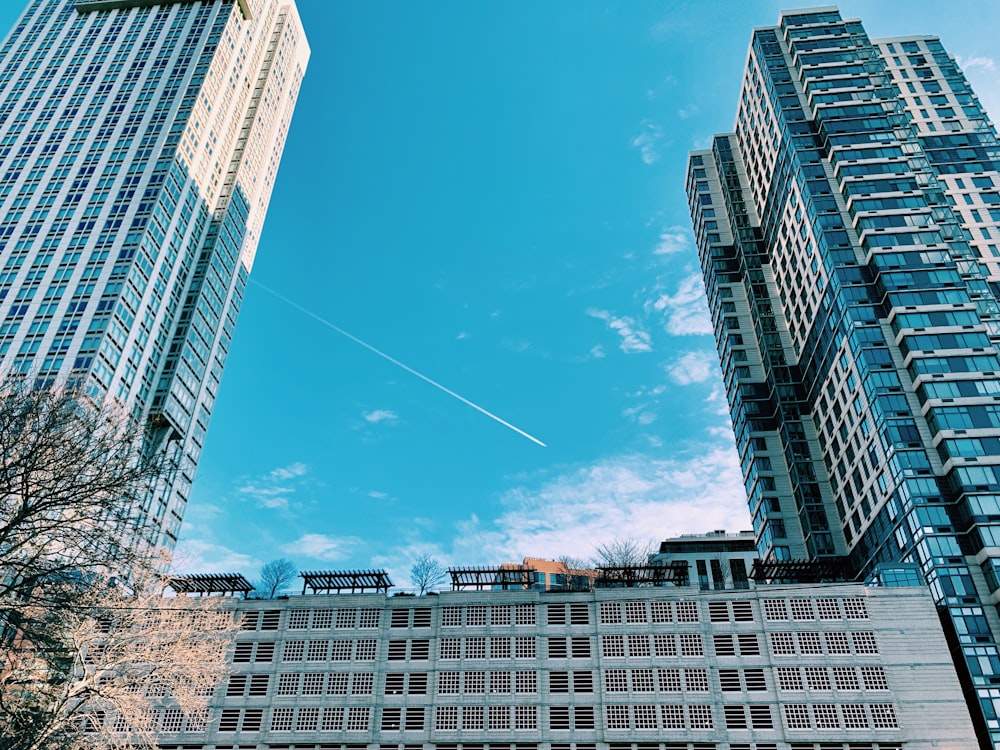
251 280 547 448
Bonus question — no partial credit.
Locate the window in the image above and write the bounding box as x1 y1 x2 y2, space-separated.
488 705 509 729
515 636 536 658
297 707 320 731
272 707 294 731
816 598 841 619
227 675 248 696
409 673 428 694
490 636 511 658
679 633 704 656
411 639 430 660
467 605 487 626
685 668 709 692
602 634 625 657
233 642 253 662
719 669 741 691
676 601 699 621
352 673 374 694
653 633 676 656
436 706 458 730
628 634 650 656
844 597 869 619
770 633 795 655
724 705 747 729
570 603 590 624
464 670 485 693
346 706 370 731
438 671 460 694
413 607 432 627
661 704 684 729
571 637 591 658
744 668 766 691
805 667 831 690
385 673 405 694
359 608 380 628
323 707 345 731
307 641 328 661
334 609 353 628
658 668 681 692
688 704 713 729
861 665 888 690
327 673 348 694
331 640 352 660
605 705 629 729
853 631 879 654
516 670 537 693
288 610 309 629
442 606 462 626
763 599 787 620
390 609 409 628
737 634 760 655
650 601 672 622
547 604 566 625
490 670 510 693
714 634 736 656
356 639 377 660
825 632 851 654
798 632 822 654
381 708 402 731
777 667 802 691
843 703 869 728
574 705 596 729
515 604 535 625
833 666 859 690
790 599 814 620
548 637 568 659
634 704 657 729
574 670 594 692
604 669 628 692
440 638 461 659
814 703 839 729
302 673 324 695
549 706 570 730
632 668 654 692
783 703 810 729
283 641 304 661
405 707 425 730
871 703 898 728
514 705 537 729
466 637 486 659
491 605 511 625
732 601 754 621
463 705 484 729
600 602 621 623
625 601 647 623
749 704 773 729
388 640 407 660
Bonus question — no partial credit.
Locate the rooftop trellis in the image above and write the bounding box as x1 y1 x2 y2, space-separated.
595 563 689 588
448 565 535 591
300 569 393 594
167 573 253 597
750 558 852 584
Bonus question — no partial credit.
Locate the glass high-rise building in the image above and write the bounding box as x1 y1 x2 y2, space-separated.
0 0 308 548
688 7 1000 744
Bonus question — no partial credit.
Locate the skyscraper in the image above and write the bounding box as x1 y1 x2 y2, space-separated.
0 0 308 548
688 7 1000 744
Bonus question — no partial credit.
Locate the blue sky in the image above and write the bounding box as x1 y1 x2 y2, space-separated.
6 1 1000 589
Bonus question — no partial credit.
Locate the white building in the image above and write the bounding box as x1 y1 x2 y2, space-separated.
0 0 309 548
154 572 978 749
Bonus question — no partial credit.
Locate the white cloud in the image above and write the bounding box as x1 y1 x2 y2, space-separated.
589 345 606 359
172 539 258 574
631 120 663 165
678 104 699 119
456 331 470 340
450 445 748 564
666 350 718 385
587 309 653 353
367 490 389 500
958 55 996 72
363 409 398 423
237 462 310 510
653 226 693 256
649 273 713 336
282 533 363 563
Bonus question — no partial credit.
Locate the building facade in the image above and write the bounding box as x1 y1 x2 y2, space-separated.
652 531 758 591
686 6 1000 744
150 581 977 749
0 0 308 548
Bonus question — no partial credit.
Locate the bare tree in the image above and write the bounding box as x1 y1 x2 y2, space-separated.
555 556 597 591
252 558 297 598
0 379 235 749
410 553 447 594
592 536 657 568
0 566 237 750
